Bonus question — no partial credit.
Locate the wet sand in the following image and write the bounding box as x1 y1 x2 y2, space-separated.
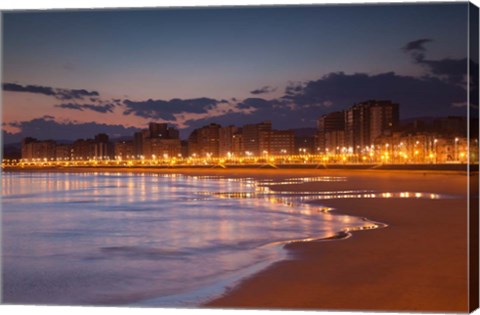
3 167 474 311
198 169 471 312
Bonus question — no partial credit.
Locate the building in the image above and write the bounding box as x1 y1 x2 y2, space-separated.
21 138 56 161
432 116 468 137
148 122 169 138
231 131 244 157
133 123 181 158
345 100 399 153
55 144 72 160
187 123 221 157
93 133 113 159
242 121 272 156
259 130 295 156
143 138 182 159
219 125 240 157
114 140 135 159
324 131 346 155
317 111 345 153
133 129 150 158
71 139 96 160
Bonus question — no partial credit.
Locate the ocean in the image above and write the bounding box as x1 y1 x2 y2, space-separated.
2 172 384 306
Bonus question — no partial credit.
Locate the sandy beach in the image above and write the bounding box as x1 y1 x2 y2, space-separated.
3 167 475 312
199 169 473 312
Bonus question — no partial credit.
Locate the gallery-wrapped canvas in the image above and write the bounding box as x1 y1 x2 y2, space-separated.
1 1 479 314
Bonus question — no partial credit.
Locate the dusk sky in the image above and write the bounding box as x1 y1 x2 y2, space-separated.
2 2 476 142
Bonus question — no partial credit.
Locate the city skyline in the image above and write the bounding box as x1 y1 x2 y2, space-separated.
2 3 478 144
13 100 477 166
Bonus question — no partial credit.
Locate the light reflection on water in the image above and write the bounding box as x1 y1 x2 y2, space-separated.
1 172 447 306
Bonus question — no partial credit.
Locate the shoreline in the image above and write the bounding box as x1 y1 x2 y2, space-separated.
2 162 477 173
3 168 472 312
203 170 470 312
1 166 474 179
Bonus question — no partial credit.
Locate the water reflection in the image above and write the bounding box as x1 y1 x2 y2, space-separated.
1 172 447 306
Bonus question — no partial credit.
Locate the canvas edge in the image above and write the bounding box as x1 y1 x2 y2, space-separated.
468 1 480 313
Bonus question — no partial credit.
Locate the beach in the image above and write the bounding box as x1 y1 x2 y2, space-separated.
2 167 474 312
202 169 472 312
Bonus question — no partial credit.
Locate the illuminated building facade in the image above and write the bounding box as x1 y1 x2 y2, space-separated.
188 123 221 157
219 125 240 157
344 100 399 153
258 130 295 156
242 121 272 156
317 111 345 153
21 137 56 160
114 140 134 159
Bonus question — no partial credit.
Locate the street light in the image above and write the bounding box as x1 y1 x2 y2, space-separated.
455 137 459 162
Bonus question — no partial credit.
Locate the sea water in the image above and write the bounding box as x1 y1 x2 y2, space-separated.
1 172 426 306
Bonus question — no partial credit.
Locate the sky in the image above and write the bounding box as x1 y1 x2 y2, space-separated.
1 2 477 142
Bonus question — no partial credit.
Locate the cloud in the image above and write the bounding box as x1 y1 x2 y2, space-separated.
236 97 281 109
419 58 469 85
281 71 467 117
55 103 115 113
250 86 277 95
3 83 99 100
3 83 56 96
4 117 140 143
403 38 432 53
55 88 99 100
402 38 468 85
123 97 223 120
173 101 257 128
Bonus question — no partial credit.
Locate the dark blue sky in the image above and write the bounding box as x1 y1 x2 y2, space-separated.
2 3 474 142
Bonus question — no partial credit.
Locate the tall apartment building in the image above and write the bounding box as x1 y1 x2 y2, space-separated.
242 121 272 156
71 139 95 160
143 138 181 158
187 123 221 157
148 122 168 138
219 125 240 157
259 130 295 155
231 131 244 157
317 111 345 153
93 133 113 159
133 122 181 158
21 137 56 160
71 134 113 160
114 140 135 159
133 129 150 157
55 144 72 160
344 100 399 152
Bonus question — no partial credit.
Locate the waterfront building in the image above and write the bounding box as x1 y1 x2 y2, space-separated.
148 122 169 138
231 131 244 157
259 129 295 156
143 138 182 159
55 144 72 160
219 125 240 157
242 121 272 156
188 123 221 157
133 129 151 158
317 111 345 153
21 137 56 161
93 133 113 160
114 140 135 159
344 100 399 153
134 123 181 158
71 139 96 160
